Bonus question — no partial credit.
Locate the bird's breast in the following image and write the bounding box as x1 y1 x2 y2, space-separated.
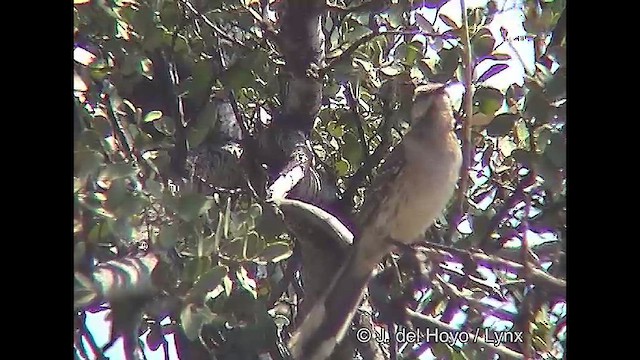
381 139 461 242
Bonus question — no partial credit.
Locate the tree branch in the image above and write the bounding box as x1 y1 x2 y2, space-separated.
417 243 566 297
322 30 445 76
405 309 525 360
477 173 535 251
452 0 475 243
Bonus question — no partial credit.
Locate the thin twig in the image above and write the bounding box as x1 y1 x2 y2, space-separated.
268 260 300 306
163 13 189 177
453 0 475 242
406 309 524 360
178 0 251 50
389 323 398 359
416 242 566 297
208 22 270 201
343 82 368 161
549 8 566 48
433 273 505 319
326 0 383 14
477 173 534 251
520 190 533 359
79 311 108 359
322 30 446 76
75 329 90 360
162 333 171 360
138 338 149 360
238 4 281 48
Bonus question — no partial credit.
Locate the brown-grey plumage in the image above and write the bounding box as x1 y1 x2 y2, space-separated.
287 83 462 360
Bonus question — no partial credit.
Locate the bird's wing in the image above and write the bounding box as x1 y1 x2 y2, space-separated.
356 142 407 234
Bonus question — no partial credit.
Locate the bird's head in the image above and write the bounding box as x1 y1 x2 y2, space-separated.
411 83 448 124
410 82 455 131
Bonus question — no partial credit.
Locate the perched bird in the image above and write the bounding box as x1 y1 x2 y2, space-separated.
287 83 463 360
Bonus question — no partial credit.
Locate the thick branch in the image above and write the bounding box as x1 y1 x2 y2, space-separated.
278 0 325 125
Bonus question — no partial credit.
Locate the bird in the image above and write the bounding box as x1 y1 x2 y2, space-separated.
287 82 463 360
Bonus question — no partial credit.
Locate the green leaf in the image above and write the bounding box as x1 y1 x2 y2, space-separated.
538 156 562 192
474 87 504 115
145 179 163 198
472 28 495 58
179 304 199 340
183 256 213 281
138 57 153 80
77 129 105 151
100 163 136 181
105 178 128 210
335 158 350 177
231 213 255 238
524 88 551 125
436 47 461 80
342 132 364 169
191 265 229 299
189 59 215 101
235 267 258 298
432 343 454 359
255 207 286 239
89 59 111 81
536 127 552 153
514 119 530 146
222 237 246 259
386 3 404 28
88 222 112 244
176 193 215 222
439 14 459 29
188 101 218 148
257 242 292 263
180 304 215 341
498 137 517 157
511 149 536 168
327 120 345 137
490 52 512 61
74 177 83 193
415 12 434 33
157 223 180 250
545 132 566 168
248 203 263 219
245 231 264 259
153 116 176 136
403 41 424 66
224 61 256 92
486 113 517 136
74 242 86 268
345 23 372 43
380 64 404 77
213 211 225 254
223 196 232 239
545 68 566 100
199 233 217 257
451 348 471 360
143 110 163 123
75 150 105 178
74 273 98 310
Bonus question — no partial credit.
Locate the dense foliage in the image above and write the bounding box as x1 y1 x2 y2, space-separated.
74 0 566 359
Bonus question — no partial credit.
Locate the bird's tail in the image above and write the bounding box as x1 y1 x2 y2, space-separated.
287 249 374 360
